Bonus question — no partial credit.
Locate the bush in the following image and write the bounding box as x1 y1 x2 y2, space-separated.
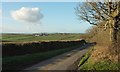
2 40 86 57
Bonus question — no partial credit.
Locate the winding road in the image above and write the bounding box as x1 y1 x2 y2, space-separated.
23 43 93 71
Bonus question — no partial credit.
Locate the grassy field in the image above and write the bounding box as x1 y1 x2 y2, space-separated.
2 33 84 42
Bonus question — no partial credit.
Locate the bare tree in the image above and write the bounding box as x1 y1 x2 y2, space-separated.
75 1 120 46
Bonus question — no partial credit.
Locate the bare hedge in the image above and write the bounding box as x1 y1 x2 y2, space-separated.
2 40 86 57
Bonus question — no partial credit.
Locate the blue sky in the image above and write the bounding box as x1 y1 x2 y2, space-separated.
1 2 92 33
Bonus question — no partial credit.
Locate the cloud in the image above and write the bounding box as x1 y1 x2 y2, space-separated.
11 7 43 23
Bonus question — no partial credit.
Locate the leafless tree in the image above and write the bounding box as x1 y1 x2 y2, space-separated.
75 0 120 46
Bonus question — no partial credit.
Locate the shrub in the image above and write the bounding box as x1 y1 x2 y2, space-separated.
2 40 86 57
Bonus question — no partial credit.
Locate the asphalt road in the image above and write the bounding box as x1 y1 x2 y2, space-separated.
23 43 93 71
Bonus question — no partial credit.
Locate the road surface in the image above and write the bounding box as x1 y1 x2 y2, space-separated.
23 43 93 71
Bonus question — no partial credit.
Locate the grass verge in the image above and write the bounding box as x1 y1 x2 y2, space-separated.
79 59 119 70
78 47 93 67
78 47 119 70
3 45 81 70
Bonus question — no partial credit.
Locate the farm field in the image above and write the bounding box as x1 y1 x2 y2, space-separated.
2 33 84 42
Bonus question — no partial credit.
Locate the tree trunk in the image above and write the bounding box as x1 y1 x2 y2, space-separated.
111 28 118 44
109 18 119 56
110 18 118 45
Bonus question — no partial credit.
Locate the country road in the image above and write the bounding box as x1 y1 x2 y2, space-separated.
23 43 93 71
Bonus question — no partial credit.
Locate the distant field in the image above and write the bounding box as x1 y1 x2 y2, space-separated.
2 33 84 42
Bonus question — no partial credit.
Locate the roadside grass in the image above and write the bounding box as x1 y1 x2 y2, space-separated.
3 45 81 70
78 47 94 67
78 47 119 70
79 59 119 70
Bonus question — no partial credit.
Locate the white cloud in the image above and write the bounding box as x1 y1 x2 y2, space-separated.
11 7 43 23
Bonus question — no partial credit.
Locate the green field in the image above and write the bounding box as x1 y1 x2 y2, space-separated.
2 33 84 42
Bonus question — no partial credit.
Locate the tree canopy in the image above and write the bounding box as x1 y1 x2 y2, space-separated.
75 1 120 26
75 1 120 43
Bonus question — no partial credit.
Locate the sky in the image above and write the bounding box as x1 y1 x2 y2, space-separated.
1 2 92 33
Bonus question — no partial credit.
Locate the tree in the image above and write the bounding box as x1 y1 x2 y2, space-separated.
86 26 98 38
75 1 120 46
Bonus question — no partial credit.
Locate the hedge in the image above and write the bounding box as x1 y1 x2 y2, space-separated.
2 40 86 57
